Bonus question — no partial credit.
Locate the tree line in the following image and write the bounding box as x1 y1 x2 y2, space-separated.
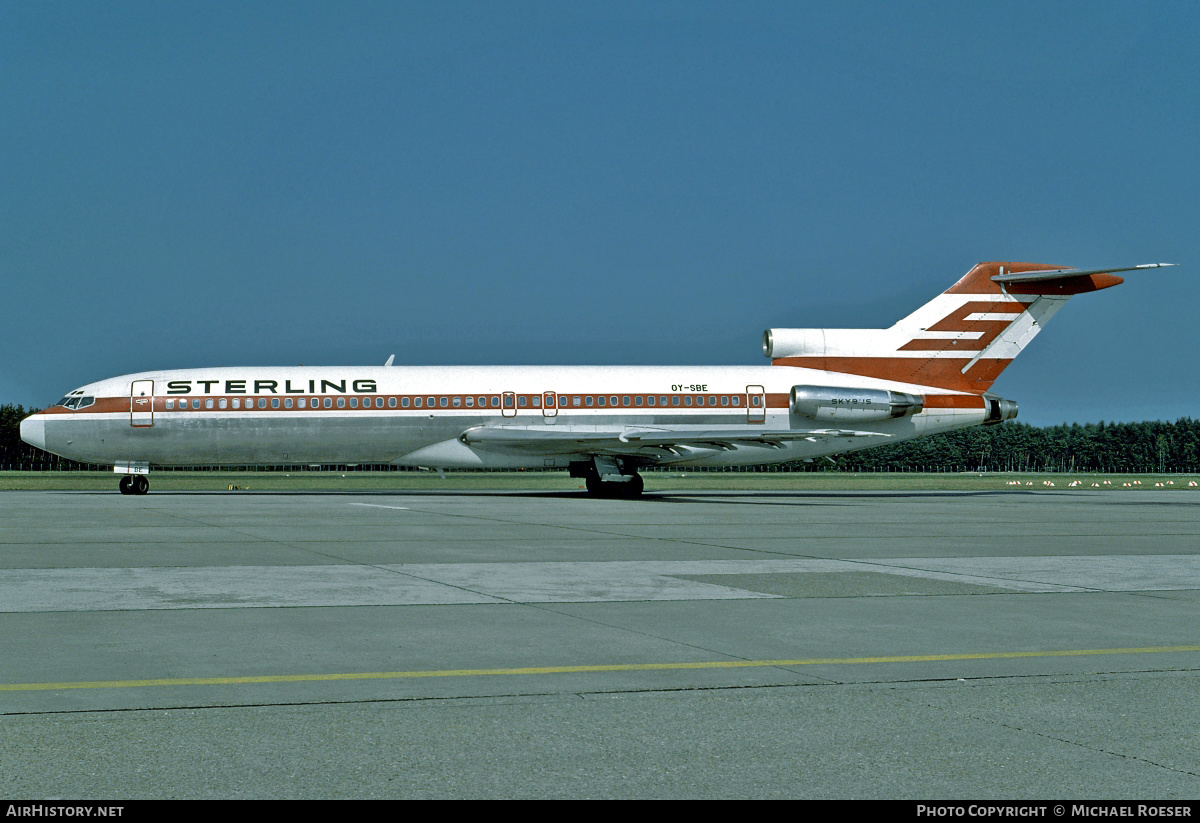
2 403 1197 473
802 418 1200 474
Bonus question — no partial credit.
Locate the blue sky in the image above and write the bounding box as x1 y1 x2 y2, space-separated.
2 1 1196 425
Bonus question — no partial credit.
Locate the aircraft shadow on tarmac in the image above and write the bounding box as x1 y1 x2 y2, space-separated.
63 488 1081 504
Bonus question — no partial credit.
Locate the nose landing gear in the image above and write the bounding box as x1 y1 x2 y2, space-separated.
119 475 149 495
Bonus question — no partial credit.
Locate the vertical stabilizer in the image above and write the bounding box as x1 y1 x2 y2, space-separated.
763 261 1144 393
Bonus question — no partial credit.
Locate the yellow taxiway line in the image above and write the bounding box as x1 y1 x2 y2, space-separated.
3 645 1198 693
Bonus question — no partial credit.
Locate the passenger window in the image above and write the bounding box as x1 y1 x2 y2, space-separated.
337 398 345 408
206 399 214 409
597 396 605 407
414 397 422 408
428 397 436 407
708 396 717 406
324 398 332 408
219 398 228 409
392 397 400 408
721 396 729 406
532 396 541 408
634 396 642 406
284 398 293 409
683 397 692 407
660 396 668 405
349 398 357 408
232 399 240 409
166 399 174 410
504 395 514 407
732 396 740 406
647 396 655 406
491 396 499 407
573 396 581 407
519 396 527 407
585 396 594 407
610 396 618 406
298 398 306 408
272 398 279 409
439 397 448 408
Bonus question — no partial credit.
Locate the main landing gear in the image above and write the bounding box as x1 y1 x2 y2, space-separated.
585 471 644 498
571 458 645 499
119 475 149 495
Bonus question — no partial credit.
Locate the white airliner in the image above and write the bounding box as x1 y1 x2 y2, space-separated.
20 261 1172 496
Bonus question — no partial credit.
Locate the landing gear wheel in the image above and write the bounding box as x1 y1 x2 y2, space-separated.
119 475 149 495
584 472 643 498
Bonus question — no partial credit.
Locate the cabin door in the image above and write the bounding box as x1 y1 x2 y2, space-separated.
131 380 155 428
746 385 766 424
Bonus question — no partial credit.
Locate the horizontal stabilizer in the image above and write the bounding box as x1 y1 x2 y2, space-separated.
992 263 1175 284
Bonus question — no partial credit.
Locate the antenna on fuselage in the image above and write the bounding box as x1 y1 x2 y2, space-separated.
384 354 395 366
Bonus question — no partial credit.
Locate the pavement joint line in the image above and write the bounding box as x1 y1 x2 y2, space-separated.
4 645 1198 693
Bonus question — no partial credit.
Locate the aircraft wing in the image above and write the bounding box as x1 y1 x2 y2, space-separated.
459 424 889 459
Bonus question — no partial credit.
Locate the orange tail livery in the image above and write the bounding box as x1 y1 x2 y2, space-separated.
763 262 1174 394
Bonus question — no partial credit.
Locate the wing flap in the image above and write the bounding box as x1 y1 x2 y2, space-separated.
460 425 888 458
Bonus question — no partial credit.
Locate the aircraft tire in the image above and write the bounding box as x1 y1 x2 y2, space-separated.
585 474 643 499
134 475 149 495
119 476 134 495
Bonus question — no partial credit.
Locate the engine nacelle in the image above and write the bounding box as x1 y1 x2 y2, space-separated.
983 393 1019 425
790 385 923 422
763 328 890 359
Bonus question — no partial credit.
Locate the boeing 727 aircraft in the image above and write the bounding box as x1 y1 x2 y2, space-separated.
20 261 1173 496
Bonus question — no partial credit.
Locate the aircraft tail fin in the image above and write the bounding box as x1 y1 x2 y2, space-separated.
764 262 1173 393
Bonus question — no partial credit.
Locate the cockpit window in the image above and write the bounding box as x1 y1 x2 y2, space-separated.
56 390 92 410
54 392 94 411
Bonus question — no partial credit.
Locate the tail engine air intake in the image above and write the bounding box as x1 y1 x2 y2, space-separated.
790 385 923 423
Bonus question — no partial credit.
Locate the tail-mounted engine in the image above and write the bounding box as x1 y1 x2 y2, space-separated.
790 385 923 423
983 393 1019 425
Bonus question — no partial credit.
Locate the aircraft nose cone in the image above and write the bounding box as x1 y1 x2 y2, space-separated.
20 414 46 451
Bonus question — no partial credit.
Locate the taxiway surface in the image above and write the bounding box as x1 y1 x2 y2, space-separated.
2 488 1198 798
